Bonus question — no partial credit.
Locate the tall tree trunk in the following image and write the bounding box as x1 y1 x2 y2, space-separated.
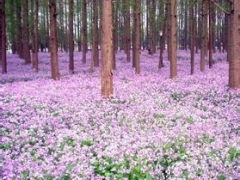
124 0 131 62
91 0 99 69
209 0 213 69
134 0 141 74
200 0 208 72
190 4 196 75
49 0 60 80
22 0 31 64
169 0 177 78
16 0 23 58
101 0 113 98
32 0 39 72
69 0 74 73
0 0 6 74
82 0 87 64
229 0 240 88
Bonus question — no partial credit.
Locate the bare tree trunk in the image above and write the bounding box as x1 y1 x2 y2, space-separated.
82 0 87 64
69 0 74 73
134 0 141 74
209 0 213 69
190 4 196 75
101 0 113 98
49 0 60 80
200 0 208 72
124 0 131 62
169 0 177 78
32 0 39 72
0 0 6 74
229 0 240 88
91 0 99 69
22 0 31 64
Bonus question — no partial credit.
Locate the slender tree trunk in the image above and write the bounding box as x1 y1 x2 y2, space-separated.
209 0 213 69
169 0 177 78
69 0 74 73
124 0 131 62
82 0 87 64
91 0 99 69
16 0 23 58
190 4 195 75
22 0 31 64
101 0 113 98
134 0 141 74
32 0 39 72
200 0 208 72
49 0 60 80
229 0 240 88
112 0 116 70
0 0 6 74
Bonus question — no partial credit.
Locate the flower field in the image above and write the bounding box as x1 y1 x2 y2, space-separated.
0 51 239 180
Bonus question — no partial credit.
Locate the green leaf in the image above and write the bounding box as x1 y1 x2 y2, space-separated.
218 174 226 180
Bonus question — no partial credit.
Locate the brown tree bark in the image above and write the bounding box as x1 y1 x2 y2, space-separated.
16 0 23 58
69 0 74 73
0 0 6 74
82 0 87 64
91 0 99 69
49 0 60 80
190 4 196 75
32 0 39 72
200 0 208 72
169 0 177 78
101 0 113 98
134 0 141 74
124 0 131 62
22 0 31 64
229 0 240 88
209 0 213 69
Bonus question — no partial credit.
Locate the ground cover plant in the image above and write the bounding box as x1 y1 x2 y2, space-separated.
0 51 239 180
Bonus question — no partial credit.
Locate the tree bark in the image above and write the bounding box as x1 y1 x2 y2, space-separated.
49 0 60 80
134 0 141 74
22 0 31 64
169 0 177 78
69 0 74 73
229 0 240 88
101 0 113 98
32 0 39 72
124 0 131 62
82 0 87 64
0 0 6 74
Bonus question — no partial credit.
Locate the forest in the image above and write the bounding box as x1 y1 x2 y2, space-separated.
0 0 240 180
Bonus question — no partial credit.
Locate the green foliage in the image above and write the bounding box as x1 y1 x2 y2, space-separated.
0 143 11 151
218 174 226 180
227 147 240 162
80 139 93 147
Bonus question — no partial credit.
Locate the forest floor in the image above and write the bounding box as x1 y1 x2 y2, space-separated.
0 50 239 180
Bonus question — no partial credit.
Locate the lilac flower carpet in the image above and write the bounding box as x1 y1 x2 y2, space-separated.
0 51 239 179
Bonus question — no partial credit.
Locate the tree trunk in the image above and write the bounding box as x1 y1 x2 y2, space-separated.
229 0 240 88
22 0 31 64
190 4 195 75
91 0 99 69
69 0 74 73
101 0 113 98
49 0 60 80
0 0 6 74
16 0 23 58
82 0 87 64
169 0 177 78
134 0 141 74
124 0 131 62
209 0 213 69
32 0 39 72
200 0 208 72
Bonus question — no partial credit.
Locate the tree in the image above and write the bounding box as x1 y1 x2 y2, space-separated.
91 0 99 69
101 0 114 98
49 0 60 80
229 0 240 88
169 0 177 78
134 0 141 74
69 0 74 73
82 0 87 64
32 0 39 72
22 0 31 64
0 0 6 74
124 0 131 63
